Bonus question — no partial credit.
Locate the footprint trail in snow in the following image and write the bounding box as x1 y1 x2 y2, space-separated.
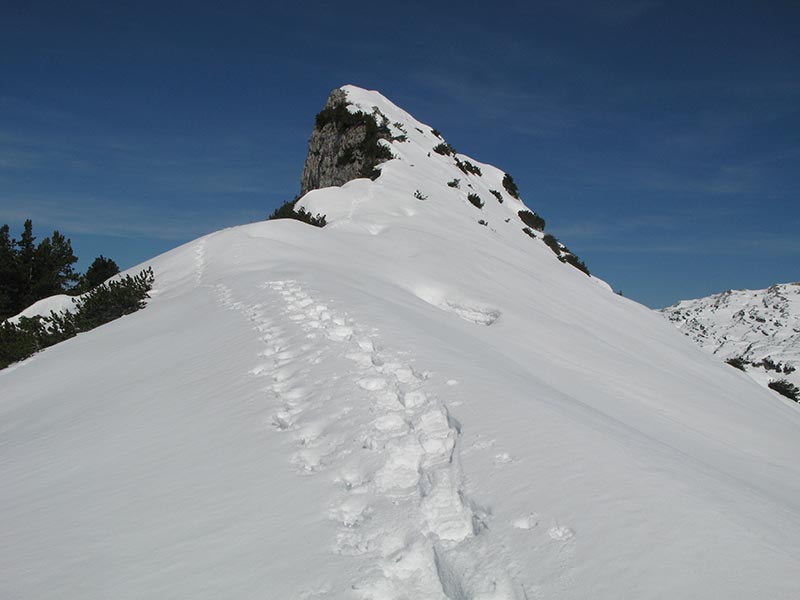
215 279 525 599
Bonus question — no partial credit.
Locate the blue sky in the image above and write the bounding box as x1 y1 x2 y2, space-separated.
1 0 797 307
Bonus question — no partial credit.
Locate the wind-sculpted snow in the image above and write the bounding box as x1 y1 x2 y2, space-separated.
414 286 501 326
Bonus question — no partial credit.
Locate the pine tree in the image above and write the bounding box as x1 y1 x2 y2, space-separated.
0 221 80 318
16 219 37 307
80 255 120 291
0 224 20 319
30 231 79 300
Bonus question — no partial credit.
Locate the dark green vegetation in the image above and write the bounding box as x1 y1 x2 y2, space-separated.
1 267 154 369
752 357 795 374
543 233 561 254
483 174 592 277
414 190 428 201
1 220 78 320
433 142 456 156
447 178 460 189
455 158 482 176
467 193 484 209
542 233 590 276
768 379 799 402
726 356 747 371
518 210 545 231
560 254 590 276
315 101 393 180
1 220 120 321
268 199 327 227
76 255 120 293
502 173 521 199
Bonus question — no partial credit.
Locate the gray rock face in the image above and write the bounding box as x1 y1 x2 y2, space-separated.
299 88 391 196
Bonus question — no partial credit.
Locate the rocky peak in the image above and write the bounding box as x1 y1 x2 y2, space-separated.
299 88 393 196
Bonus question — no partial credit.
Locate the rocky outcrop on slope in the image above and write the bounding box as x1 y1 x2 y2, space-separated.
661 283 800 394
299 89 393 196
292 85 593 275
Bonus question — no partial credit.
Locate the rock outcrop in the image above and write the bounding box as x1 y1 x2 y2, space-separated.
661 282 800 394
299 88 393 196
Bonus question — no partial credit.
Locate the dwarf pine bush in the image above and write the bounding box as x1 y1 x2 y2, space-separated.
0 268 155 369
433 142 456 156
268 200 327 227
503 173 521 199
726 356 747 371
768 379 799 402
518 210 545 231
467 193 484 209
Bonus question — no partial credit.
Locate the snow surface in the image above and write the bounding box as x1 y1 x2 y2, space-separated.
661 283 800 392
6 293 76 324
2 86 800 599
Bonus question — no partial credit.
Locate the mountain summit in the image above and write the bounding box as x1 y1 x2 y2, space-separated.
2 86 800 599
291 85 590 276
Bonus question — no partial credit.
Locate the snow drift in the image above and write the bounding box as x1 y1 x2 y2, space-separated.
2 85 799 599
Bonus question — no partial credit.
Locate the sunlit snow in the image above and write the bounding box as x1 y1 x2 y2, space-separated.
2 86 799 599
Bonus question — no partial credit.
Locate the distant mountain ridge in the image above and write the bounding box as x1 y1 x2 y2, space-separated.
660 283 800 393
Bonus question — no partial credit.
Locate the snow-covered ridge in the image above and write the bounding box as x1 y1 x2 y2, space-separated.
297 85 590 276
660 283 800 391
2 85 800 599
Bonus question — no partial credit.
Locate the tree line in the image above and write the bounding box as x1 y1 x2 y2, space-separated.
0 219 120 321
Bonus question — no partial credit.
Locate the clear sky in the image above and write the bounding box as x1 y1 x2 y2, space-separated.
1 0 798 308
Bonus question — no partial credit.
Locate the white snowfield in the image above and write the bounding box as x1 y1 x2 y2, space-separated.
2 85 800 599
6 293 76 324
661 283 800 391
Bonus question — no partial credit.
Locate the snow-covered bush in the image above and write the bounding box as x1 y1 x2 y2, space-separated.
455 159 482 176
0 268 155 369
561 254 591 276
268 200 327 228
543 233 560 254
489 189 503 203
72 268 155 331
726 356 747 371
433 142 456 156
503 173 521 199
518 210 545 231
768 379 799 402
467 193 484 209
542 234 591 276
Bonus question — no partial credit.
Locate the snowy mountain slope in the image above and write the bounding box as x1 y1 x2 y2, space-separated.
2 86 800 599
661 283 800 392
